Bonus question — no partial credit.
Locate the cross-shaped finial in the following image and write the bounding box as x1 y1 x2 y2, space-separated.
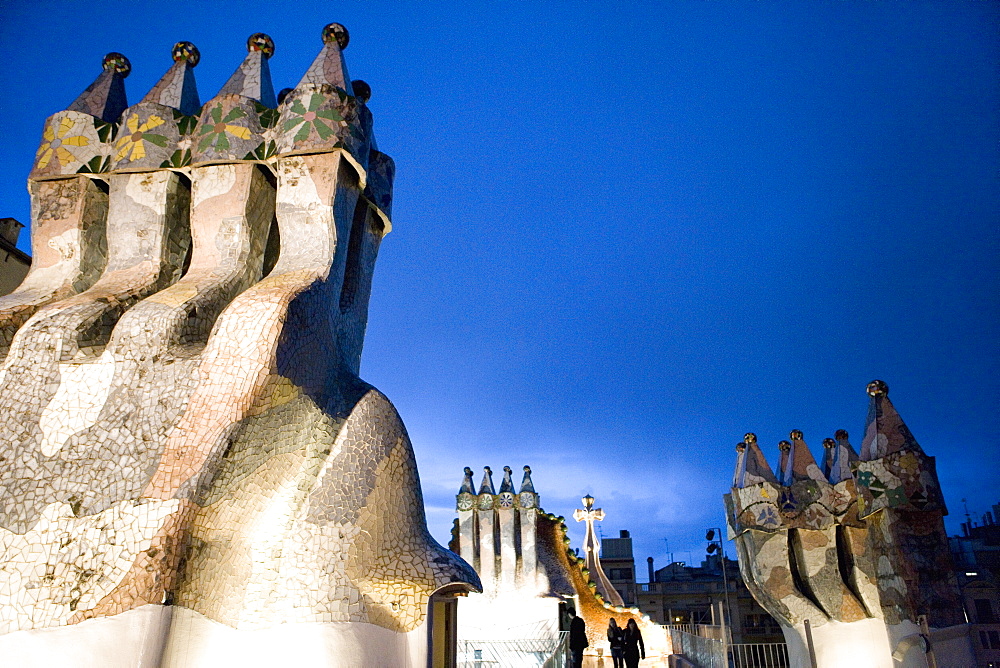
574 494 604 524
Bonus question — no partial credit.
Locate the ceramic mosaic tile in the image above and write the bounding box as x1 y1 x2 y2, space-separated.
724 381 967 667
0 23 477 666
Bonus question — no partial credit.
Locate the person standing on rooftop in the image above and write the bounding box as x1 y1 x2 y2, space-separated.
623 618 644 668
607 618 625 668
569 611 588 668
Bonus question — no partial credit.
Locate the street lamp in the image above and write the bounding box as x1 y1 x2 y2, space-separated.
706 528 735 643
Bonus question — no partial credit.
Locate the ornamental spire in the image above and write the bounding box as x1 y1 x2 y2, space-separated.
519 465 535 494
67 52 131 122
217 33 277 107
458 466 475 495
860 380 923 460
823 430 859 484
297 22 353 93
477 466 496 496
31 54 131 179
573 495 624 606
776 430 826 486
498 466 515 494
140 41 201 115
733 433 778 489
192 34 281 165
274 23 368 167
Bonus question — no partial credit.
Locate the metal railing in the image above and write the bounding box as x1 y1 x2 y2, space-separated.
663 624 729 644
668 628 727 668
729 642 789 668
457 632 569 668
667 628 789 668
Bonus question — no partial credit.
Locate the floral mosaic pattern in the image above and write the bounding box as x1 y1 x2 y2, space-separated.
113 113 168 162
197 104 253 153
855 449 944 516
191 97 275 165
29 112 108 180
275 86 367 163
36 117 91 169
282 93 345 141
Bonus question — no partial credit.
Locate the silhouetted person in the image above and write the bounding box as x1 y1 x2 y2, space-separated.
607 617 625 668
569 611 588 668
623 618 645 668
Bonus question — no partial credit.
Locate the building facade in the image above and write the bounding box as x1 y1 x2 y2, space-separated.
639 557 783 645
0 218 30 297
951 508 1000 666
598 535 784 645
600 530 638 606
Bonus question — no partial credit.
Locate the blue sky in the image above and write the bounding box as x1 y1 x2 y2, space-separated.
1 1 997 570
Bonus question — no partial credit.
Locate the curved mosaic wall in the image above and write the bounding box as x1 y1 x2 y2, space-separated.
0 23 478 667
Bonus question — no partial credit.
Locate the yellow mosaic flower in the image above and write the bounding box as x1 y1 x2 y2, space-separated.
35 117 90 169
898 451 919 473
114 114 167 162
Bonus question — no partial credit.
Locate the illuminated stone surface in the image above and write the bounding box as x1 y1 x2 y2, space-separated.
574 493 624 607
725 383 974 667
0 24 478 667
454 466 670 663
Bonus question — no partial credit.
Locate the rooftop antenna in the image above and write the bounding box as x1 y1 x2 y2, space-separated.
663 538 674 564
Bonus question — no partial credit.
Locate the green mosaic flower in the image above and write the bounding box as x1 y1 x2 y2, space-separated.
94 118 117 143
174 109 200 136
198 105 252 152
282 93 344 142
243 141 277 161
885 487 908 507
254 101 279 130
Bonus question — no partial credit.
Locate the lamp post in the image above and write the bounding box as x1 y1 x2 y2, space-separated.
706 528 735 644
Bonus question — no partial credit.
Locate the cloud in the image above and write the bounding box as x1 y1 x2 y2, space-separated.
412 432 736 570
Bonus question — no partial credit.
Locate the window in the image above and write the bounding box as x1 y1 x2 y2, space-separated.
744 613 781 636
428 592 459 665
691 609 713 624
980 630 1000 650
975 599 996 623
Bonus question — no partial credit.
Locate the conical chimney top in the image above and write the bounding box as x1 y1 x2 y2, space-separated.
733 432 778 488
498 466 515 494
458 467 475 494
66 52 131 122
823 430 859 483
140 41 201 115
477 466 496 496
519 465 536 494
296 22 353 93
216 33 277 107
860 380 923 460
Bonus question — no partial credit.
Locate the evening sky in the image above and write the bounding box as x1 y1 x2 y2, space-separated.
0 0 997 568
